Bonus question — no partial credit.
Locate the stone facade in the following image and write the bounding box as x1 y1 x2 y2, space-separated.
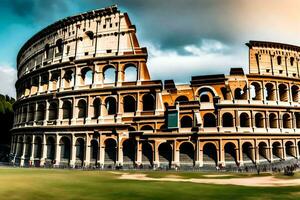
10 5 300 169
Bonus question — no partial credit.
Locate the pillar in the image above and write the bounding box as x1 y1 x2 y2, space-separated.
70 135 76 168
173 141 179 167
40 134 47 166
117 137 123 166
20 136 26 167
54 135 61 167
30 135 35 165
195 140 201 167
136 140 142 165
84 136 91 167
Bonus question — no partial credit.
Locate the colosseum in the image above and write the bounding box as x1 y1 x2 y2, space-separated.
9 5 300 169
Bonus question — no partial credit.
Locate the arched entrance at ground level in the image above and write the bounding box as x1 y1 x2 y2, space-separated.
202 143 218 165
17 137 24 157
75 138 84 166
224 143 237 165
142 142 153 167
24 137 32 159
158 142 172 168
122 139 136 165
272 142 282 160
34 137 42 159
258 142 269 162
46 137 55 162
242 142 254 163
90 140 99 166
104 139 117 165
179 142 194 167
285 141 295 158
60 137 71 165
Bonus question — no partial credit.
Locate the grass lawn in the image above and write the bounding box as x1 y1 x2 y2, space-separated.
0 168 299 200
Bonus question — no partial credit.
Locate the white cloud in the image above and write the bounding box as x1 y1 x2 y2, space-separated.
0 64 17 98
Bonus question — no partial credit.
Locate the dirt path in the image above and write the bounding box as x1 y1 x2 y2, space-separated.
119 173 300 187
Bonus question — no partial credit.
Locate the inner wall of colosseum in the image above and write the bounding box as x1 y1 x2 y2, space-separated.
10 6 300 169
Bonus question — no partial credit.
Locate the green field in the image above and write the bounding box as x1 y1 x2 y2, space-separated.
0 168 299 200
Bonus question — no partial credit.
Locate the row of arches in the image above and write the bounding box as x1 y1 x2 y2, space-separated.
12 136 300 168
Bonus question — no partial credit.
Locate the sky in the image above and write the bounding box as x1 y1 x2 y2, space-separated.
0 0 300 97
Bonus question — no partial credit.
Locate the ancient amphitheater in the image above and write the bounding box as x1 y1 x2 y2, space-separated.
9 5 300 169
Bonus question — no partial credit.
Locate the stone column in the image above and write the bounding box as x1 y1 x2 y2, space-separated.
30 135 35 165
270 146 274 163
44 101 49 124
40 134 47 166
20 136 26 167
153 141 159 168
136 92 143 116
54 135 61 167
70 135 76 168
195 140 201 167
173 141 179 167
219 140 224 166
117 137 123 166
84 136 91 167
136 140 142 166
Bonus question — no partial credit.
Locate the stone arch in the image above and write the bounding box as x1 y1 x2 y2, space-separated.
202 142 218 165
279 84 289 102
75 138 85 165
77 99 87 119
222 112 234 127
140 125 154 131
122 139 136 165
24 136 32 158
283 113 292 129
48 102 58 121
103 65 116 83
90 139 99 165
175 95 189 104
142 93 155 111
123 95 136 113
250 82 262 100
269 113 278 128
292 85 299 102
105 97 117 115
272 141 282 160
158 142 172 168
255 113 264 128
50 71 60 90
142 142 153 167
21 106 27 122
295 112 300 129
198 87 216 103
265 83 276 101
285 141 295 158
224 142 237 165
60 137 71 164
81 67 93 85
104 138 117 165
180 116 193 128
17 136 24 157
240 113 250 127
234 87 247 100
124 64 138 82
34 137 42 159
55 38 63 55
242 142 254 163
203 113 216 127
93 98 101 118
28 105 35 122
258 142 269 161
46 137 55 161
221 87 230 100
62 100 72 120
179 142 194 167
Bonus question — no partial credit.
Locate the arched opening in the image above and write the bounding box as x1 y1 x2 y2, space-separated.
265 83 276 101
277 56 282 65
140 125 154 131
36 103 45 121
258 142 268 161
44 44 50 59
90 140 99 165
295 112 300 128
203 113 216 127
272 142 281 160
93 98 101 118
55 39 63 55
240 113 250 127
60 137 71 165
104 139 117 165
180 116 193 128
142 94 155 111
279 84 288 102
17 137 24 157
142 142 153 167
21 106 27 122
75 138 85 166
81 67 93 85
283 113 292 129
128 126 136 132
28 105 35 122
124 65 137 82
292 85 299 102
34 137 42 159
63 70 74 88
50 72 60 90
175 96 189 104
242 142 254 163
103 66 116 83
105 97 117 115
46 137 55 161
48 102 58 121
221 87 230 100
77 99 87 119
255 113 264 128
224 142 237 165
123 95 136 113
158 142 172 168
202 143 218 165
62 100 72 120
123 139 136 165
198 87 215 103
179 142 194 167
269 113 278 128
222 112 234 127
250 82 262 100
285 141 295 158
234 87 247 100
24 137 32 159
